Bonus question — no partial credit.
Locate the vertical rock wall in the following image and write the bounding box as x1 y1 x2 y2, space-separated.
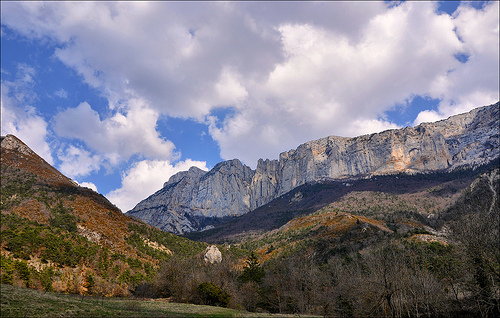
127 102 499 234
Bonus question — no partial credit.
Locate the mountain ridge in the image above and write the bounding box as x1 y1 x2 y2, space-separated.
1 115 499 316
183 161 499 243
127 102 499 234
1 134 207 296
1 135 78 188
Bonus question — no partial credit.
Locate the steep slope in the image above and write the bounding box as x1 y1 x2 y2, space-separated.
184 162 497 243
1 135 78 188
1 135 206 296
128 102 499 234
221 166 499 266
437 165 499 226
1 135 130 252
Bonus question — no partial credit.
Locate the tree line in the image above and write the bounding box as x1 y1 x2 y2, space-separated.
133 195 499 318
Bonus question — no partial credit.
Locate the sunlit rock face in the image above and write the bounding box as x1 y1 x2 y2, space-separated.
127 102 499 234
204 245 222 264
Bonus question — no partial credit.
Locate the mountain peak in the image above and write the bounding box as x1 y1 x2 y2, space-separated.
1 134 36 157
130 102 499 234
1 134 77 187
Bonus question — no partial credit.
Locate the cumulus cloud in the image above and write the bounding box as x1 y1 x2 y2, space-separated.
78 181 98 192
2 1 498 169
1 2 279 118
0 64 54 164
106 159 208 212
413 110 444 125
57 145 102 178
53 100 176 164
414 1 500 124
210 1 474 163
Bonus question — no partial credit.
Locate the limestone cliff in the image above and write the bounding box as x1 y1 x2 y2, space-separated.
127 102 499 234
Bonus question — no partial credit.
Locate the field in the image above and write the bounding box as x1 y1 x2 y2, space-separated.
0 284 319 318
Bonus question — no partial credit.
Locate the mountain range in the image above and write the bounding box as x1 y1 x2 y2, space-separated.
127 102 499 235
1 102 499 316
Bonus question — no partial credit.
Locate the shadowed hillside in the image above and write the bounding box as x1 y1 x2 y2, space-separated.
184 160 497 243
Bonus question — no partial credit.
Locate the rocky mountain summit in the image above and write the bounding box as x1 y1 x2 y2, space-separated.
127 102 499 234
1 135 78 187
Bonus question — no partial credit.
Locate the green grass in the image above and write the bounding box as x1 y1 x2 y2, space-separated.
0 284 319 318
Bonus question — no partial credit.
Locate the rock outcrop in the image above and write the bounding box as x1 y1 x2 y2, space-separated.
1 134 78 187
204 245 222 264
127 102 500 234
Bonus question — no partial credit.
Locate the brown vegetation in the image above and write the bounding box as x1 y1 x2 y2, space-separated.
1 134 498 317
1 136 206 297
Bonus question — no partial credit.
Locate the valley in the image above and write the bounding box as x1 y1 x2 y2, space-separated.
1 103 499 317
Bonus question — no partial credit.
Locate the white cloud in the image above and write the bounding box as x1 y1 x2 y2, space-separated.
53 100 176 164
106 159 208 212
209 2 470 164
0 65 54 164
78 181 98 192
414 1 499 125
57 145 102 178
1 1 280 119
0 100 54 165
54 88 68 99
2 1 498 169
413 109 444 125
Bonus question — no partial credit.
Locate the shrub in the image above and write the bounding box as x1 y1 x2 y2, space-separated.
126 257 143 269
49 203 78 233
197 282 230 307
39 267 55 292
14 260 31 287
85 271 95 292
0 256 14 285
238 252 265 284
133 282 159 298
118 269 132 284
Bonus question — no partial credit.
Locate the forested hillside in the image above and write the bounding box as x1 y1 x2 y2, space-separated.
1 135 206 297
124 167 499 317
1 134 499 317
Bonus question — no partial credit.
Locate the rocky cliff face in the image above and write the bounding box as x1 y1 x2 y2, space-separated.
127 102 500 234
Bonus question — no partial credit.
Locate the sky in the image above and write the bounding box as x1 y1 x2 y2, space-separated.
1 1 499 213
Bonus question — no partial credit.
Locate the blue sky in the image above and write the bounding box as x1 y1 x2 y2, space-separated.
1 1 499 212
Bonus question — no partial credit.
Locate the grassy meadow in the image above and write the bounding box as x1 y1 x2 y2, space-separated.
0 284 319 318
